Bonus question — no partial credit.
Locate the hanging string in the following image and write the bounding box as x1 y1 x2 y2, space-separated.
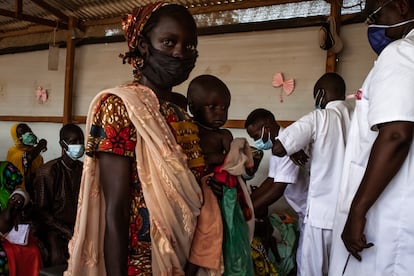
53 21 58 46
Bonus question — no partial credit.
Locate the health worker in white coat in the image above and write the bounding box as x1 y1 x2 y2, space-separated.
329 0 414 275
272 72 352 276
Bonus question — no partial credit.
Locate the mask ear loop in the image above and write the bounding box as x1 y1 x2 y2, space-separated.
259 126 265 140
266 127 272 143
316 89 325 108
368 18 414 28
61 140 70 151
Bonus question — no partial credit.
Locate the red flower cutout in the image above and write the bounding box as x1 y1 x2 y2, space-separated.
100 125 135 155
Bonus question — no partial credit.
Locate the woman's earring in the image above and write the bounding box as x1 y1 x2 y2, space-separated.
132 57 144 81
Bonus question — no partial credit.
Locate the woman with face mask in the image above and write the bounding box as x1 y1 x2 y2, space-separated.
64 3 221 276
329 1 414 275
6 123 47 195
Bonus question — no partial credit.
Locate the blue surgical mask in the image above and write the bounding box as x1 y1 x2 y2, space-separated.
63 141 85 160
314 89 325 110
21 132 38 146
367 25 393 55
254 127 273 150
368 19 414 55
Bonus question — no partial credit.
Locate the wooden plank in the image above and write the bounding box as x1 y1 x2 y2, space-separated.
325 0 343 73
0 25 54 39
16 0 22 17
30 0 69 23
0 116 62 123
189 0 304 15
221 120 293 129
0 12 67 30
0 8 68 29
63 17 76 125
0 117 294 130
72 116 86 124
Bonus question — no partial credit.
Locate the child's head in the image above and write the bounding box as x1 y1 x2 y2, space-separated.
245 108 279 150
313 72 346 109
187 74 231 129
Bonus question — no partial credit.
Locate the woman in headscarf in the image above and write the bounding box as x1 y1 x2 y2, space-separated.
6 123 47 195
64 3 222 276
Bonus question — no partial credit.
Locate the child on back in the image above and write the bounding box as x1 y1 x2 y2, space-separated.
187 74 255 275
272 72 352 276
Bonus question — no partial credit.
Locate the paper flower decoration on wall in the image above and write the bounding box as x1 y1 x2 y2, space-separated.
272 72 295 103
35 86 48 104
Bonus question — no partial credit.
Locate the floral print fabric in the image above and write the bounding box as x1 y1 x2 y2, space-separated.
86 94 151 275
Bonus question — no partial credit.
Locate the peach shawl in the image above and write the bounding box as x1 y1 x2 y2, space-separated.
64 84 202 276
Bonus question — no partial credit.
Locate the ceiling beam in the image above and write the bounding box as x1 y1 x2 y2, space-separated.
30 0 69 23
29 0 85 31
188 0 305 14
0 25 54 39
16 0 22 17
0 8 68 29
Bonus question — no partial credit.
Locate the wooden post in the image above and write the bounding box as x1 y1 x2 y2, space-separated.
326 0 343 73
63 16 76 125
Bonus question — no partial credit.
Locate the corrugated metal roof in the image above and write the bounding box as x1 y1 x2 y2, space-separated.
0 0 366 35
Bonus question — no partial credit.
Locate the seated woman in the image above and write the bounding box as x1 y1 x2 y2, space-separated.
6 123 47 196
0 188 42 276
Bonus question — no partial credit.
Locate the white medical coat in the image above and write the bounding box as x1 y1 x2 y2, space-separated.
329 29 414 276
269 128 309 220
278 101 352 229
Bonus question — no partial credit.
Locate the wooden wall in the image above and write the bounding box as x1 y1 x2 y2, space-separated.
0 23 376 183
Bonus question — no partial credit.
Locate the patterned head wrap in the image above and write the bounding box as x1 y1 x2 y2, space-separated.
122 2 165 52
120 2 166 73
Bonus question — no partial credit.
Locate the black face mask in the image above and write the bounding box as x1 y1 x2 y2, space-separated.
142 44 197 89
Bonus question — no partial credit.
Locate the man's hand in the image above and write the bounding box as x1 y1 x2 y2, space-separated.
289 150 309 166
341 211 374 261
37 138 48 152
272 139 287 157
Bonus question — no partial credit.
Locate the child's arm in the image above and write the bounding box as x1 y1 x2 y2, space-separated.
204 129 233 170
221 128 233 154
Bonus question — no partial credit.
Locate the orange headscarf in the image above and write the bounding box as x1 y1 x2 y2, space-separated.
6 123 43 189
